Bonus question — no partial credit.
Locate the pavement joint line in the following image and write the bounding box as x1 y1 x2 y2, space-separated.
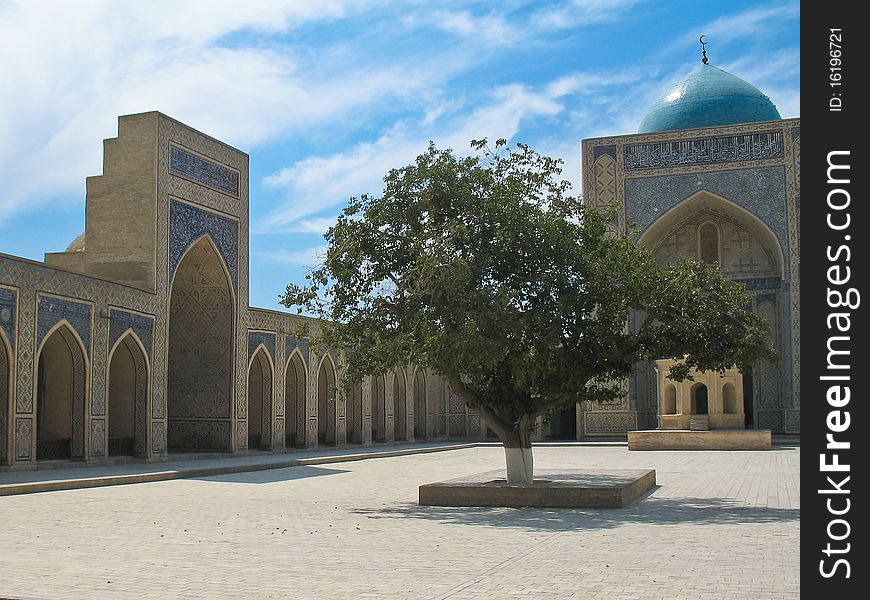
0 438 797 497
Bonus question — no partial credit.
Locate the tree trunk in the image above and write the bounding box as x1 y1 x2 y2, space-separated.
445 378 536 485
502 426 534 485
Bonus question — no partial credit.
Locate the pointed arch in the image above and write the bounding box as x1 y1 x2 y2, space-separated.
35 320 89 460
107 330 150 457
167 234 234 452
371 374 386 442
691 382 709 416
0 329 11 465
317 354 337 446
413 368 427 440
393 367 407 441
284 348 307 448
638 189 784 278
662 383 677 415
247 345 274 450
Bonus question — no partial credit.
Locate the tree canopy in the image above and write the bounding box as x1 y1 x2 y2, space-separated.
281 139 777 482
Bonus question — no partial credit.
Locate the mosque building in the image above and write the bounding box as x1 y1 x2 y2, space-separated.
571 47 800 438
0 50 798 468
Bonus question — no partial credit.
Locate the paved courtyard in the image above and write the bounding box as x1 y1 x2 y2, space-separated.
0 445 799 599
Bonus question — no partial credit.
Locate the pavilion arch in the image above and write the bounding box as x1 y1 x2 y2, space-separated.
284 349 307 448
393 368 408 441
316 354 337 446
637 189 784 279
691 382 709 416
371 374 386 442
107 330 150 457
167 234 235 452
247 345 274 451
413 368 427 440
35 321 89 461
0 329 11 465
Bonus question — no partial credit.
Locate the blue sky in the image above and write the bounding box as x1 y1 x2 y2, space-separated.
0 0 799 310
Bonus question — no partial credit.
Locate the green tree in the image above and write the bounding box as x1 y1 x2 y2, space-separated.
282 140 777 484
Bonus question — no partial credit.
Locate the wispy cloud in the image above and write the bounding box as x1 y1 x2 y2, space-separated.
256 246 329 267
259 67 646 233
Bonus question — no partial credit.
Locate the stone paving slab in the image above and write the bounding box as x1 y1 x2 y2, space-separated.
0 445 799 599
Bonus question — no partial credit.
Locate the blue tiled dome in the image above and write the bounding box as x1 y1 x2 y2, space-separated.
638 63 781 133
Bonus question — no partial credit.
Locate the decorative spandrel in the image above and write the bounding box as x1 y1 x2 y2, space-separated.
170 145 240 197
625 131 784 171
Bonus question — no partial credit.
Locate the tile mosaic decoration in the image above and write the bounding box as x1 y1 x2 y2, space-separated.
624 131 784 171
248 330 277 363
108 308 154 360
170 145 240 197
169 198 239 289
36 295 93 355
0 287 15 343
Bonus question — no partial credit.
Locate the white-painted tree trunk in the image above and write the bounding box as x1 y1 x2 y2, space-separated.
504 445 534 485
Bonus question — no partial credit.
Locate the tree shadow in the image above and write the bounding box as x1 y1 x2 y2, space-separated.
194 465 350 484
351 489 799 532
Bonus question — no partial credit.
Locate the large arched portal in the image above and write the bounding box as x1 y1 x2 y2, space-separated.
638 190 784 429
284 351 306 448
0 331 10 465
36 324 87 460
247 347 273 450
372 375 386 442
317 356 337 446
167 236 234 452
393 369 407 441
107 333 149 456
413 370 427 440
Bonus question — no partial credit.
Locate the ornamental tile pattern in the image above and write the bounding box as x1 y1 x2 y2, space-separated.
168 199 239 290
170 145 240 197
248 330 277 363
108 308 155 360
0 286 15 344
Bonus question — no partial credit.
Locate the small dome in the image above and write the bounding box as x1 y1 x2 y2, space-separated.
638 63 781 133
66 232 86 252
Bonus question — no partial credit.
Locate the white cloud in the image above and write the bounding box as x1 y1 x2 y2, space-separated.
259 68 645 234
532 0 647 29
0 0 434 218
256 246 329 267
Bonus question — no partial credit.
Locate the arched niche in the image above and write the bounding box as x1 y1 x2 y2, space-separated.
663 383 677 415
638 190 784 280
167 235 234 452
413 369 427 440
107 332 149 457
317 355 337 446
284 350 307 448
371 375 386 442
0 330 11 465
393 368 407 441
247 346 274 450
36 322 88 461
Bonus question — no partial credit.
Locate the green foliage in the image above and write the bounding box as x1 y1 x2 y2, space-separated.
281 140 777 439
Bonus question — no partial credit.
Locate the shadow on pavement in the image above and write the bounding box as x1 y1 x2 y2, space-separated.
351 491 799 532
194 465 350 484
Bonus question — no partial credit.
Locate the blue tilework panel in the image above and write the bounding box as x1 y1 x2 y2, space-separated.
170 145 239 197
735 277 782 292
625 166 788 258
37 296 92 355
593 145 617 161
109 309 155 360
0 288 15 343
285 337 309 367
169 199 239 290
248 331 277 363
624 131 783 171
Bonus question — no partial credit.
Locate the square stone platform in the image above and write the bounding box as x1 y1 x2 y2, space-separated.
628 429 771 450
419 468 656 508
